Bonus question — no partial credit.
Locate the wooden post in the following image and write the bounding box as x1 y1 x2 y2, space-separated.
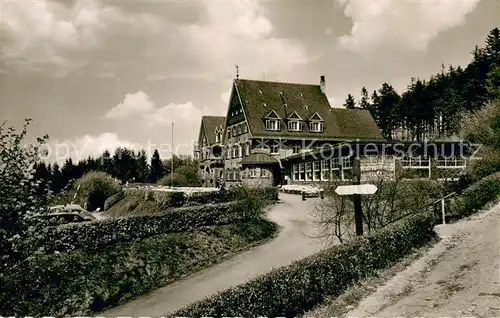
353 193 363 236
441 198 446 225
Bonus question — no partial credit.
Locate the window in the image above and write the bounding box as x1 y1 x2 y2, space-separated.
292 145 301 154
249 167 258 178
265 119 280 131
227 128 230 139
288 120 302 132
436 157 466 167
305 162 312 181
235 169 240 180
299 163 305 181
215 132 220 143
331 157 341 180
242 123 248 133
226 147 232 159
341 157 353 181
309 121 323 132
271 141 280 154
237 125 241 135
232 145 240 158
342 157 352 169
401 156 430 168
321 160 329 181
313 161 320 181
260 168 268 178
293 164 299 181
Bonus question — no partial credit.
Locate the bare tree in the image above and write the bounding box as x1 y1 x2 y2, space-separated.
310 171 444 245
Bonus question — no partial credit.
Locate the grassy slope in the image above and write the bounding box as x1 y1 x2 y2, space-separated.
3 219 278 316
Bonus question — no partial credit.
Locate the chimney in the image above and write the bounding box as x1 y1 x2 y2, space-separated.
320 75 325 94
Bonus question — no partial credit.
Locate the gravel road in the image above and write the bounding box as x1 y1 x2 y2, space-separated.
344 202 500 318
100 193 326 317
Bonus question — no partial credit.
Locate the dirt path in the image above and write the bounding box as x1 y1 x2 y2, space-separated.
344 202 500 318
100 193 325 317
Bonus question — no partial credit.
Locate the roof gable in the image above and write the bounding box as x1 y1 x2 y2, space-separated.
288 111 302 120
265 110 281 119
309 112 323 121
200 116 226 145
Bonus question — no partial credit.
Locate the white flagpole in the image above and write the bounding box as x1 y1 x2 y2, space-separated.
171 122 174 187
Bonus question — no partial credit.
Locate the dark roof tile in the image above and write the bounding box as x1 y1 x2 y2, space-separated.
234 79 384 141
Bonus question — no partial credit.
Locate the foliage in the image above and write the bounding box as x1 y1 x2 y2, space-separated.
1 219 278 316
64 171 121 211
103 190 125 211
25 200 265 254
461 99 500 150
171 212 436 318
149 149 164 183
452 172 500 218
0 119 50 272
312 177 443 244
343 94 356 109
158 155 202 187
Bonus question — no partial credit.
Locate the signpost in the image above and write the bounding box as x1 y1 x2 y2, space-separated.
335 184 378 236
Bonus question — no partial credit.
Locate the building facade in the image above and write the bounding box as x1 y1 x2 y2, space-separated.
194 116 225 187
195 76 472 187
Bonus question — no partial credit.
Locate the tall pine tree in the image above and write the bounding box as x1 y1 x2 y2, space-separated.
150 149 164 183
343 94 357 109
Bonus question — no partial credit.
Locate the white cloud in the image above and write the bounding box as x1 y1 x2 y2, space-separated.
338 0 481 52
221 88 232 105
183 1 313 78
1 0 162 74
103 91 155 119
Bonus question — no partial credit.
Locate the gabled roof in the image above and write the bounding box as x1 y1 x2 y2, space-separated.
288 111 302 120
199 116 226 145
265 110 281 119
233 79 384 141
309 112 323 121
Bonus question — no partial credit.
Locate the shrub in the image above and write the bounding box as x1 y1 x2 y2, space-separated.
0 119 50 271
1 219 278 316
71 171 121 211
27 200 263 254
452 172 500 217
171 212 436 318
103 190 125 211
467 148 500 182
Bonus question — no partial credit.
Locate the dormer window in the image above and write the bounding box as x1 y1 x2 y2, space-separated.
288 120 302 131
287 111 303 132
266 119 280 131
215 133 220 143
264 110 281 131
309 112 324 132
309 121 323 132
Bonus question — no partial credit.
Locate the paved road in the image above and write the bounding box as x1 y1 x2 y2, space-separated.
344 202 500 318
100 193 326 317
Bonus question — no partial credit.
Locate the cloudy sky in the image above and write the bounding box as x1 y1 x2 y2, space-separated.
1 0 499 162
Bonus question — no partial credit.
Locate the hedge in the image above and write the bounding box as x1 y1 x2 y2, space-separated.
28 200 262 254
171 212 437 318
452 172 500 217
0 219 279 316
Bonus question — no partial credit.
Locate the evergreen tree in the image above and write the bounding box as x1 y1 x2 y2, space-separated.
150 149 164 183
484 27 500 64
359 87 370 110
343 93 357 109
135 149 150 183
50 163 62 192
